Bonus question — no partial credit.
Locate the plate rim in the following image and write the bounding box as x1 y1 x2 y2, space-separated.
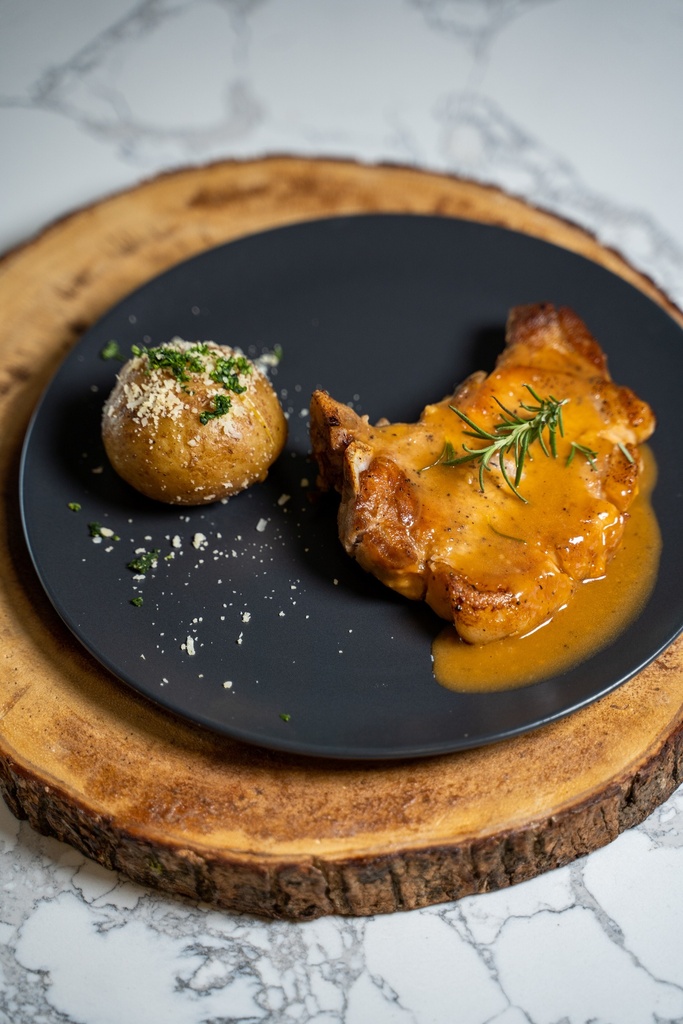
18 211 683 760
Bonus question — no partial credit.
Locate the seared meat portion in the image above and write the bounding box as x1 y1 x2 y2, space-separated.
310 303 655 644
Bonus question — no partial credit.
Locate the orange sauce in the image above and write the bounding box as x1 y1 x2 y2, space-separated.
432 446 660 692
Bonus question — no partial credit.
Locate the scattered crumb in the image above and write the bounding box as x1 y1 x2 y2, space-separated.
256 518 268 533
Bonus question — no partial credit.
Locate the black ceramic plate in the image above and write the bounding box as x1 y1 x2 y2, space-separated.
19 214 683 760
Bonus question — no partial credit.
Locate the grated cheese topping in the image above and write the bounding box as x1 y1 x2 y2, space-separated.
106 338 264 434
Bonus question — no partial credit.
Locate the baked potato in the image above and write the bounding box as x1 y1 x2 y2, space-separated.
102 338 287 504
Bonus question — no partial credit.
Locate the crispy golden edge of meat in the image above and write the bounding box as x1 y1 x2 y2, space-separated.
504 303 654 440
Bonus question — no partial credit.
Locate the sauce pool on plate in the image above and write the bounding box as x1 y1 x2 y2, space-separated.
432 446 661 692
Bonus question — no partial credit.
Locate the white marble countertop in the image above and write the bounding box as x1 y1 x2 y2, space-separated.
2 2 683 1022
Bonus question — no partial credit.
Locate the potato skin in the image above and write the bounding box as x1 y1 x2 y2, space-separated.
102 339 287 504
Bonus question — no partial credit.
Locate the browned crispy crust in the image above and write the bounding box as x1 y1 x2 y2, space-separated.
505 303 610 375
309 389 366 493
504 304 654 441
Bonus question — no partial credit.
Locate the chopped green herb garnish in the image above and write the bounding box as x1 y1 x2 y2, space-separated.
68 502 82 512
132 343 207 383
199 394 232 424
209 354 251 394
127 549 160 574
489 523 526 544
100 340 124 361
279 712 291 722
88 522 119 540
130 596 144 607
131 342 252 424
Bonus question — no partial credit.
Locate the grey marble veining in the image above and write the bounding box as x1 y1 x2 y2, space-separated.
3 793 683 1023
4 0 683 306
2 1 683 1021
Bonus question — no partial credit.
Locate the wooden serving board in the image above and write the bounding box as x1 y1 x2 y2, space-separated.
1 157 682 920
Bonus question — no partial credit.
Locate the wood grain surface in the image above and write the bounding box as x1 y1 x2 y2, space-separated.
1 156 682 920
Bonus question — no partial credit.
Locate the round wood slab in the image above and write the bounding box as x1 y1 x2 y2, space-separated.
1 157 682 920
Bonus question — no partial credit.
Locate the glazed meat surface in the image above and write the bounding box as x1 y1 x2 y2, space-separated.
309 303 655 644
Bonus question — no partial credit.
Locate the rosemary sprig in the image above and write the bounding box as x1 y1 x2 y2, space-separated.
617 441 635 464
567 440 599 469
423 384 598 502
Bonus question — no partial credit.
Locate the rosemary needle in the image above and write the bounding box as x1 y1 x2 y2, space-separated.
422 384 598 502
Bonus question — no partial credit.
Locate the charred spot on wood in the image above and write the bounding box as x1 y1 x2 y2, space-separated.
0 363 32 395
55 268 92 300
68 319 91 338
114 225 175 255
115 234 144 257
188 183 270 208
